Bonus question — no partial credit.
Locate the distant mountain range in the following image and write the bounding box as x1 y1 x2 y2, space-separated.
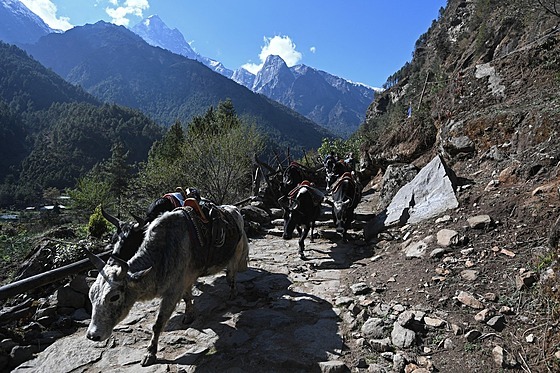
130 15 376 137
17 20 330 151
0 1 373 143
130 15 234 79
0 0 56 44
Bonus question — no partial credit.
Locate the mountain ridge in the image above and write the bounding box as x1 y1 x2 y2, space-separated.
22 21 332 152
0 0 55 44
130 15 376 138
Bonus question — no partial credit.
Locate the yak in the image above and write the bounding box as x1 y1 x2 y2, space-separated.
325 159 351 192
102 188 208 261
278 181 324 260
101 209 146 261
328 172 362 241
282 161 306 196
98 190 185 261
85 205 249 366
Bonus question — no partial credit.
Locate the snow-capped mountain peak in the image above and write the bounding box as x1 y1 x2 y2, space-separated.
0 0 55 44
131 14 198 60
130 15 233 78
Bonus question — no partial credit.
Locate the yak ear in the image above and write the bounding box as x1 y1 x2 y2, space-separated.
129 267 152 282
130 212 146 227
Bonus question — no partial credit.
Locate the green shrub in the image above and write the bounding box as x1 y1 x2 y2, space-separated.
88 205 110 238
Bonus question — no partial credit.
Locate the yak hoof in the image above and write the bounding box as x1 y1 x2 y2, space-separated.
283 234 292 240
141 352 157 366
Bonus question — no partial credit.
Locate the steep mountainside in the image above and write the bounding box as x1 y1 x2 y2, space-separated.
23 21 330 152
360 0 559 174
0 42 163 205
0 42 98 113
354 1 560 368
0 41 98 186
0 0 54 45
237 55 376 138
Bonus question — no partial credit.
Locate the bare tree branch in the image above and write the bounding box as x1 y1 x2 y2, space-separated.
537 0 560 17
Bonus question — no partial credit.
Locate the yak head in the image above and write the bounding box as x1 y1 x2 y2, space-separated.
84 249 151 342
282 164 304 196
103 208 147 262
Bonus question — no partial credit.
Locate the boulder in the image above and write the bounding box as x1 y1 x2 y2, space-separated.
240 205 271 225
384 155 459 226
378 163 418 210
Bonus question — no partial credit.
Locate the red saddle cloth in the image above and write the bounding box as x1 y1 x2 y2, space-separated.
182 198 209 223
331 172 355 193
288 181 324 206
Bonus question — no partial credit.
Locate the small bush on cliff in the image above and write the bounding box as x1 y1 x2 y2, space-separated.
88 205 110 238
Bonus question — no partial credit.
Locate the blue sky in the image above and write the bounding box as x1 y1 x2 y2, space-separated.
20 0 447 88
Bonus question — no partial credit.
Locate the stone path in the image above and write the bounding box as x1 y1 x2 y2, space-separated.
13 217 365 372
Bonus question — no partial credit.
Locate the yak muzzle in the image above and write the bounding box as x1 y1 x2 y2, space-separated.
86 330 102 342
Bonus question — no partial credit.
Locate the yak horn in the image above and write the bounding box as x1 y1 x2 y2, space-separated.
83 246 106 272
101 207 122 229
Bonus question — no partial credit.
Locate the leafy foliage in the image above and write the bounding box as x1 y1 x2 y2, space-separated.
137 100 265 205
13 103 162 206
317 137 361 163
68 168 113 214
0 225 34 281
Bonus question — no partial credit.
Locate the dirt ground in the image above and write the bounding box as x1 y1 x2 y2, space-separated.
337 157 560 372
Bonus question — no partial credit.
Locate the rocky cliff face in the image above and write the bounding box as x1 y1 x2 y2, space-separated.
241 55 376 138
361 0 559 176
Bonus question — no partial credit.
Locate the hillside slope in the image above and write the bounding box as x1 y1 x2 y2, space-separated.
0 42 162 205
360 0 559 173
353 0 560 370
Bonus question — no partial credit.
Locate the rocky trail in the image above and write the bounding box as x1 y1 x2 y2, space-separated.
4 155 560 373
10 201 372 373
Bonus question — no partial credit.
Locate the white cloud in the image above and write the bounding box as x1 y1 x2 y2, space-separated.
242 35 302 74
105 0 150 26
20 0 73 31
310 46 316 54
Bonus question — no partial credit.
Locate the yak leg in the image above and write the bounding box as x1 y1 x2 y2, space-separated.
298 225 310 260
225 233 250 299
225 270 237 299
310 221 316 243
182 286 196 324
142 292 183 366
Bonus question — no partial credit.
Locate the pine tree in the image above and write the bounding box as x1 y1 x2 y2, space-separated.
104 142 131 218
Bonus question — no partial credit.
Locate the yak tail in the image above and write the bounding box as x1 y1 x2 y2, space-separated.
237 229 250 272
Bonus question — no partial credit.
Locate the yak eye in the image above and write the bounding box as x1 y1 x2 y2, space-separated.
109 294 121 302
